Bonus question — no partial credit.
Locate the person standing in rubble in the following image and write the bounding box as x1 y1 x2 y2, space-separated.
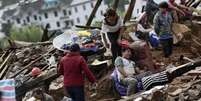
153 2 173 58
58 43 96 101
101 8 124 63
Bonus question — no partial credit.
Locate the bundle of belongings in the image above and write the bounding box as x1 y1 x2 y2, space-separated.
53 29 102 53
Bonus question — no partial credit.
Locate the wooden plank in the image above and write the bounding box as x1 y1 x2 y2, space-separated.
187 70 201 76
112 0 120 10
123 0 136 23
0 51 7 61
0 51 13 71
86 0 102 26
0 65 8 79
4 65 13 79
186 0 195 7
75 25 101 29
169 60 201 80
192 39 201 47
14 41 52 47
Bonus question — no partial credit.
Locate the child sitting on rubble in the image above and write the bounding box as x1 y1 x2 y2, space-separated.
114 47 148 96
118 21 157 72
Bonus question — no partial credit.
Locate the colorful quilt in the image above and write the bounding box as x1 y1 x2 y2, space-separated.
0 79 16 101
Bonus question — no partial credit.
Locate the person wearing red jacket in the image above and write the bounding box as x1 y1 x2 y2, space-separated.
58 43 96 101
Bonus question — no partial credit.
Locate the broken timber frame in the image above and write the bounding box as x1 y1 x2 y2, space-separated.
124 0 136 24
86 0 103 27
10 48 56 78
112 0 120 10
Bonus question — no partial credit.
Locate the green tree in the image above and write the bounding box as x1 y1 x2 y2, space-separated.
10 25 43 42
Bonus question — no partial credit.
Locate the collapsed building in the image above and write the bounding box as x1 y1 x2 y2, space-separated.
1 0 201 101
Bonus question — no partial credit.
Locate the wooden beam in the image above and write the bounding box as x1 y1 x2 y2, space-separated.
0 65 8 79
191 0 201 8
86 0 103 27
75 25 101 29
14 41 52 47
185 0 192 6
168 60 201 81
4 65 14 79
123 0 136 24
186 0 195 7
112 0 120 10
0 51 13 71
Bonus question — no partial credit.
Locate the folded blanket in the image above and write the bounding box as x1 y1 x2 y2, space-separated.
0 79 16 101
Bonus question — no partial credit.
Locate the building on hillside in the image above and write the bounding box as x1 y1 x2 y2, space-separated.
67 0 107 27
1 0 108 31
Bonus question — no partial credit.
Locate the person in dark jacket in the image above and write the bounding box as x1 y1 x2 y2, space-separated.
59 43 96 101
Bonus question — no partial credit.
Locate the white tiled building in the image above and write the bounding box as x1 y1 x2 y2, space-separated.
2 0 108 31
68 0 107 26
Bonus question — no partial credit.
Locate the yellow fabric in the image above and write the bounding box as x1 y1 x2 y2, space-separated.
77 31 91 37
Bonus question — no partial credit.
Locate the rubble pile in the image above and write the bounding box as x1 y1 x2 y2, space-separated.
187 22 201 56
130 67 201 101
119 22 201 101
0 44 60 98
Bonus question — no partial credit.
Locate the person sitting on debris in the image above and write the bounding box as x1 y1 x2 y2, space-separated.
154 2 173 58
101 8 124 63
58 43 97 101
29 88 54 101
112 47 169 96
119 22 157 71
114 47 140 96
